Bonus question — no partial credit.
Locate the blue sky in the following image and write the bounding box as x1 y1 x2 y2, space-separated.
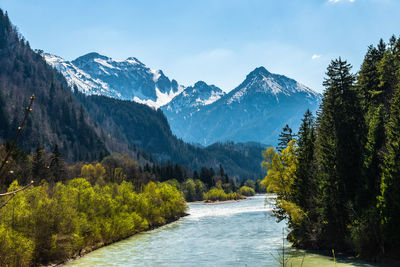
1 0 399 93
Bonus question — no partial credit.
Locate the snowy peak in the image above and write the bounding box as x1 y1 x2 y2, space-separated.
44 52 184 108
163 81 225 113
161 67 321 146
226 66 320 104
246 66 271 79
74 52 109 62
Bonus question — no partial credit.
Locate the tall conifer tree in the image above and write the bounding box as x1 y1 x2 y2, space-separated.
277 124 294 153
316 58 365 248
378 86 400 255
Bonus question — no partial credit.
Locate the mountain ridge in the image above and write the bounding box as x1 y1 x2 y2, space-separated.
44 52 184 108
162 66 321 145
45 52 321 146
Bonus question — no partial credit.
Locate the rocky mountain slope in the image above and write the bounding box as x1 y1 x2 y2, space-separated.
162 67 321 145
44 53 183 108
44 47 321 147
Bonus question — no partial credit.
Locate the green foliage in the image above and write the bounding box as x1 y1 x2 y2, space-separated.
261 140 302 223
78 94 265 178
203 187 244 202
378 85 400 255
277 124 294 153
316 57 364 249
269 36 400 261
80 162 106 185
181 179 206 202
0 179 187 266
238 186 255 196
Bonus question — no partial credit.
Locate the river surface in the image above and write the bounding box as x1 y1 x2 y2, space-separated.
65 195 387 267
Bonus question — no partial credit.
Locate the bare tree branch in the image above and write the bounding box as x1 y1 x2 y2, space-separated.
0 180 34 197
0 194 16 209
0 94 35 179
0 95 35 210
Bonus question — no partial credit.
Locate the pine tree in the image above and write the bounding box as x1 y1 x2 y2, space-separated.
358 44 385 108
378 86 400 256
277 124 294 153
200 167 213 188
316 58 365 249
49 145 67 183
193 170 199 180
361 105 385 208
377 36 399 110
352 104 386 258
218 164 229 184
31 146 48 182
292 109 316 210
0 89 8 139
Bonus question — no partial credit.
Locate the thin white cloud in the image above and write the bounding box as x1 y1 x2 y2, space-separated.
312 54 321 60
328 0 355 3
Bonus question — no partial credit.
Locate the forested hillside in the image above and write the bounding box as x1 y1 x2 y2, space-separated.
263 36 400 262
75 93 265 178
0 10 108 162
0 9 263 178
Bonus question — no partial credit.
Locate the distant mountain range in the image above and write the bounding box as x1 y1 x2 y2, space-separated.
162 67 321 145
46 53 321 145
44 53 183 108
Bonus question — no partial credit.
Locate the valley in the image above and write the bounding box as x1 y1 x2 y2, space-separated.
1 2 400 266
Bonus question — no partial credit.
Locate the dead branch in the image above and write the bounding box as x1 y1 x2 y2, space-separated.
0 94 35 179
0 95 35 210
0 180 34 209
0 180 34 197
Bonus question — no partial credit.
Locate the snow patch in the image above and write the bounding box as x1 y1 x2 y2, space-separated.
94 58 119 70
133 86 184 109
151 69 161 83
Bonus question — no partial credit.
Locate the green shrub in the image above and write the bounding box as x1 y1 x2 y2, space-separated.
238 186 255 196
203 187 244 201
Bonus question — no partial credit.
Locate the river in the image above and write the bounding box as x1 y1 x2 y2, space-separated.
65 195 387 266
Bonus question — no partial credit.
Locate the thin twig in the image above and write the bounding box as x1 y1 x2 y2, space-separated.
0 94 35 179
0 180 34 196
0 181 34 209
0 193 16 209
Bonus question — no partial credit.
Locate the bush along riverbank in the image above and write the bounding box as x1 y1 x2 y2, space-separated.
0 179 187 266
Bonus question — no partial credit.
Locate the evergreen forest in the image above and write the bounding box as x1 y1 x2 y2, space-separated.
263 36 400 261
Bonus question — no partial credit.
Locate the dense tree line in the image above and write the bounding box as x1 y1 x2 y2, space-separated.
262 36 400 261
0 142 263 201
0 179 186 266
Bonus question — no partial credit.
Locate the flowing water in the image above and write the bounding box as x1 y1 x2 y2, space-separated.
65 195 387 267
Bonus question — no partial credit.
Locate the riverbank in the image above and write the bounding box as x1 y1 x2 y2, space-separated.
188 197 248 205
64 195 384 267
0 180 188 267
54 214 188 267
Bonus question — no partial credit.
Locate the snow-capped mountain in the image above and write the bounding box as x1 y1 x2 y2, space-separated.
225 67 319 105
162 66 321 145
163 81 225 113
44 52 184 108
46 51 321 145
